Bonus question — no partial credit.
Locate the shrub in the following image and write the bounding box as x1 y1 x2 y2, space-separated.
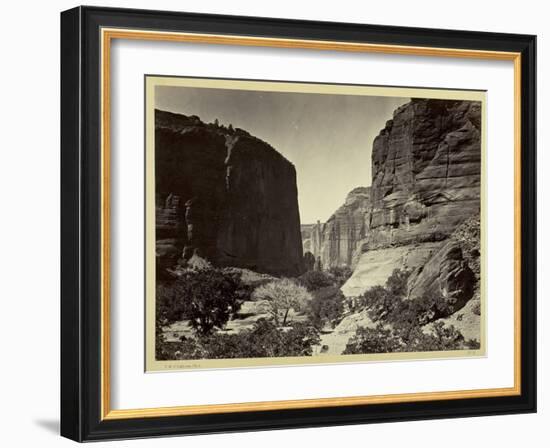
327 266 353 287
358 269 410 322
303 251 315 272
345 269 472 355
156 267 248 336
160 319 321 359
343 321 466 355
155 314 170 360
402 322 464 352
471 300 481 316
343 324 402 354
465 338 481 349
253 278 312 326
243 319 320 357
360 285 394 321
385 268 410 297
297 270 335 292
307 286 346 329
358 269 456 329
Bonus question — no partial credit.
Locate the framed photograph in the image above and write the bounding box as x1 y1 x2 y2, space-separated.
61 6 536 441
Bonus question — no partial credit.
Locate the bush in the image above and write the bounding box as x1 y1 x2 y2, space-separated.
358 269 454 329
327 266 353 287
297 270 335 292
358 269 410 322
343 324 402 354
402 322 464 352
387 293 451 331
253 278 312 326
156 267 249 337
307 286 346 329
471 300 481 316
360 285 396 322
159 319 321 360
343 321 466 355
345 268 473 355
385 268 410 297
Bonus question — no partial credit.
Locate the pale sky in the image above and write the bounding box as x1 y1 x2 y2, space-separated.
156 85 408 224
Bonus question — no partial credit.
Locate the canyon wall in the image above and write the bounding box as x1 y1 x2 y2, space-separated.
155 109 304 277
301 187 370 270
323 99 482 354
344 98 481 294
365 98 481 250
304 98 480 274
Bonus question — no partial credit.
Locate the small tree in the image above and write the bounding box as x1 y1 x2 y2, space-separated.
402 322 464 352
307 286 345 329
358 269 411 322
343 324 402 354
253 278 312 326
188 319 320 359
327 266 353 287
385 268 410 297
360 285 395 322
157 268 245 336
297 270 334 292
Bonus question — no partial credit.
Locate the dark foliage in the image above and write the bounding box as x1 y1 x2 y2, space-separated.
156 267 250 337
327 266 353 287
297 270 335 292
359 269 453 329
343 321 465 354
348 268 479 353
401 321 465 352
343 324 402 354
157 319 321 360
307 286 346 329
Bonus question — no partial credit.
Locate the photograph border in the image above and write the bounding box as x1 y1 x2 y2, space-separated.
144 75 487 372
60 6 536 442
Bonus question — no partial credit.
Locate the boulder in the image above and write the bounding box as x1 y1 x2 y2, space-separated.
407 240 475 318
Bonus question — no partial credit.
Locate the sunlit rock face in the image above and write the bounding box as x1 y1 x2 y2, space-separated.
344 98 481 298
366 98 481 250
155 109 304 277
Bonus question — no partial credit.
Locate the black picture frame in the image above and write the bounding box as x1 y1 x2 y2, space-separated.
61 5 536 442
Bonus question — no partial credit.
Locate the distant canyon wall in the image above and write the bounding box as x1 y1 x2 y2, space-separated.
301 187 370 270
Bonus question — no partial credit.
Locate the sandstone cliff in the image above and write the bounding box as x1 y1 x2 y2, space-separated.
366 98 481 250
344 98 481 295
321 99 482 354
155 109 304 277
301 187 371 269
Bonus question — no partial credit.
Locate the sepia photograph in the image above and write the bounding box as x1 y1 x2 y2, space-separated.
56 6 538 441
146 77 485 370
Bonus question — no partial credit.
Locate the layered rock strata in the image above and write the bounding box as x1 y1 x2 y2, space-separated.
344 98 481 296
301 187 370 270
365 98 481 250
321 99 482 354
155 109 304 277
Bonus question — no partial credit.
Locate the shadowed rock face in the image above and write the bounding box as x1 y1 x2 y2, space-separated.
408 240 475 317
155 109 304 277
